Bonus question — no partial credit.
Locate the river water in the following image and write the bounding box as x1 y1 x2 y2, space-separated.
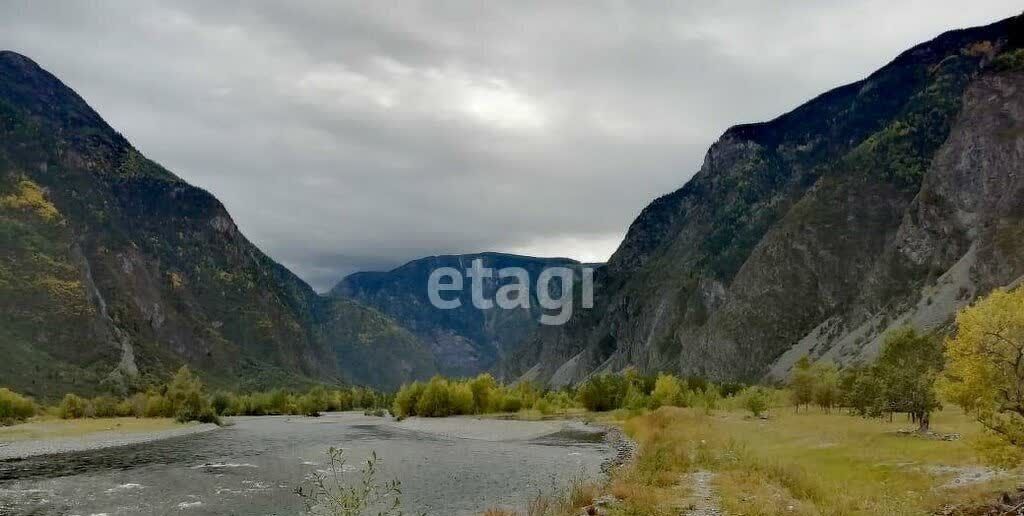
0 413 612 515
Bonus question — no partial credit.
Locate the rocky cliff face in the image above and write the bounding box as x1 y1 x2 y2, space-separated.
502 15 1024 387
332 253 594 376
0 51 435 398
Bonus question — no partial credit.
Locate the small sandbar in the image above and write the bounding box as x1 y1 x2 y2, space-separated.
0 421 218 460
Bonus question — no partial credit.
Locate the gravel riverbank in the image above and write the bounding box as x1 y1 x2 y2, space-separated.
0 422 219 460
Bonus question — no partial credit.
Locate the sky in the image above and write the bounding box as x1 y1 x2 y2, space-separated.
1 1 1021 291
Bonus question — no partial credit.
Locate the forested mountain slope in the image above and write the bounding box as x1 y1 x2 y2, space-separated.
0 51 435 398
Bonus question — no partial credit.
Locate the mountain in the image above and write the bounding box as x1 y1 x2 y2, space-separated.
0 51 435 398
501 15 1024 386
331 253 596 376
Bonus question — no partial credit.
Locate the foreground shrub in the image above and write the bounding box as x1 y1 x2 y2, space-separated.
295 448 407 515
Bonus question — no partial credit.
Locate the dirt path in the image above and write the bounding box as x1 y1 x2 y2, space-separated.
683 470 723 516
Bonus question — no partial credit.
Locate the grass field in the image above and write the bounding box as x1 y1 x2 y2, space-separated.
0 417 184 442
609 406 1020 515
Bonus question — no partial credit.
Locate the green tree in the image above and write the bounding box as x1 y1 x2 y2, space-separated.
876 327 943 431
165 366 218 424
650 374 685 408
841 366 886 417
811 363 841 414
415 377 452 417
941 287 1024 443
789 356 815 412
392 381 425 418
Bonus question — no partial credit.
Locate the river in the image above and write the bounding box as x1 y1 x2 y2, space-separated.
0 413 613 515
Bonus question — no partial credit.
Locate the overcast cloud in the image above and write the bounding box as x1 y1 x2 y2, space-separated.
0 1 1020 290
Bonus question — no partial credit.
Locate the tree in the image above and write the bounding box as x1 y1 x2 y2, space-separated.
650 374 685 408
165 366 218 424
392 381 425 418
941 287 1024 443
876 327 943 431
415 377 452 417
811 363 841 414
789 356 815 412
841 366 886 417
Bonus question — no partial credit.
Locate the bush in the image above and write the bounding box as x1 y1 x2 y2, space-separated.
58 393 90 419
393 382 425 418
211 392 233 416
450 382 475 415
91 396 121 418
0 388 35 424
650 374 686 408
144 393 172 417
738 386 771 417
298 392 324 417
576 374 629 412
470 374 498 413
416 377 453 417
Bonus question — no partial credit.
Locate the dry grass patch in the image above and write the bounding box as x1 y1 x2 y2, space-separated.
619 406 1022 515
0 417 184 442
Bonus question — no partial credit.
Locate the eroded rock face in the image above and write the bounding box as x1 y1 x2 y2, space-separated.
503 15 1024 386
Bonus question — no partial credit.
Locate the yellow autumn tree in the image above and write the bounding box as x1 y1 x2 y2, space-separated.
941 286 1024 445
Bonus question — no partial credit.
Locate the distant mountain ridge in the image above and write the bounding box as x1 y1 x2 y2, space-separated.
0 50 436 398
332 252 598 377
501 14 1024 387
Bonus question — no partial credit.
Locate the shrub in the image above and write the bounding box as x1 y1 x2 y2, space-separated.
576 374 629 412
298 393 324 417
500 393 523 413
393 382 425 418
470 374 498 413
738 386 771 417
211 391 233 416
650 374 685 408
450 382 475 415
416 377 453 417
0 388 35 424
58 393 90 419
91 396 120 418
144 393 172 417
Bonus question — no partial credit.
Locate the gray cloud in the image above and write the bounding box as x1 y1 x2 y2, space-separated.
1 0 1020 290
